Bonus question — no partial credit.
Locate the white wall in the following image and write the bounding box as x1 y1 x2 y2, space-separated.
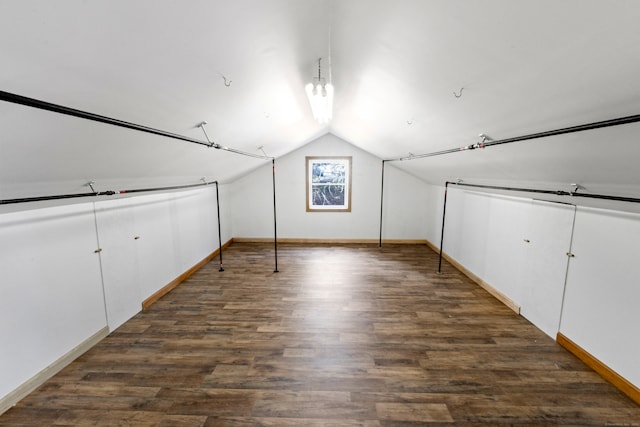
442 190 531 307
560 207 640 387
425 183 640 390
230 133 429 240
0 185 228 406
0 203 107 402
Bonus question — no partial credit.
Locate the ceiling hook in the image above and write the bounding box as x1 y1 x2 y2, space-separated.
215 71 232 87
478 133 492 144
571 183 583 195
453 87 464 98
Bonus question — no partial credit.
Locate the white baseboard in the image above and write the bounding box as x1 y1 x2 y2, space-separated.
0 326 109 415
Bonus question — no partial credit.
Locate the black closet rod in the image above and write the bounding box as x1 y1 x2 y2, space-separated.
0 180 218 205
386 113 640 162
0 90 273 160
448 181 640 204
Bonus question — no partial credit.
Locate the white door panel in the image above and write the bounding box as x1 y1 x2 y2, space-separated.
519 200 575 338
95 199 141 331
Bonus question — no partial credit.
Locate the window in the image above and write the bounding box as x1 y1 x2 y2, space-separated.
306 156 352 212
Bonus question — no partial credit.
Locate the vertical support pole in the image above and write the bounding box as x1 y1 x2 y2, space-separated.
437 181 450 274
272 159 279 273
379 160 386 248
215 181 224 272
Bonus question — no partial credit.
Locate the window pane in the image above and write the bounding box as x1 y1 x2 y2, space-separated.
312 184 345 206
312 162 346 184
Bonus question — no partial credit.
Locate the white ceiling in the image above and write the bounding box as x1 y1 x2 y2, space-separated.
2 0 640 199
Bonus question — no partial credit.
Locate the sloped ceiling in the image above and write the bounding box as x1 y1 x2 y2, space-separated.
1 0 640 200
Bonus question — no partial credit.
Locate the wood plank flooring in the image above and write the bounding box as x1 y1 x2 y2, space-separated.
2 243 639 426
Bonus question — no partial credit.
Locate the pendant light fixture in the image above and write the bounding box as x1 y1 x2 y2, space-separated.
305 58 333 124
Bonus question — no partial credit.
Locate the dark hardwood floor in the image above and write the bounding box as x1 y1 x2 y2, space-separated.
2 243 639 426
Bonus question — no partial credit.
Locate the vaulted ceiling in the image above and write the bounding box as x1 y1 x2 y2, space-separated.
2 0 640 199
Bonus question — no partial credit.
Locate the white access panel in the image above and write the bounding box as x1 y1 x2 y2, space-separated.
482 194 531 307
0 204 106 400
519 200 576 338
130 194 177 301
126 189 217 302
94 198 142 331
560 207 640 388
